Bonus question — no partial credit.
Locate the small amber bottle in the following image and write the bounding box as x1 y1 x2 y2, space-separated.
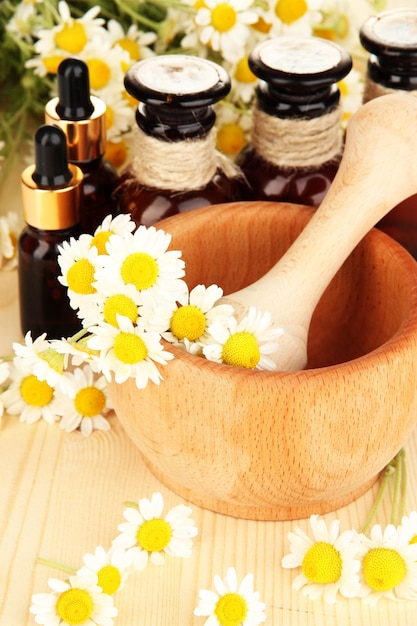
115 54 238 227
45 58 119 234
360 9 417 258
236 36 352 207
19 125 83 339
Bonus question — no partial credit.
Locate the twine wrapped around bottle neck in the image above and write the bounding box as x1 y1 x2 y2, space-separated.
131 126 238 191
251 104 343 168
363 76 417 103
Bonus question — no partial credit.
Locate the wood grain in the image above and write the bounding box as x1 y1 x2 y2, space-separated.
2 280 417 624
109 200 417 520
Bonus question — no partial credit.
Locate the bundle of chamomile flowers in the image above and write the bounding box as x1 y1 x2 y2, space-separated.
0 213 283 436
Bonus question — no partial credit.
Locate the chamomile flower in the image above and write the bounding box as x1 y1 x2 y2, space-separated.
163 284 234 351
51 336 100 370
55 365 112 436
77 281 143 330
12 332 69 392
338 67 364 128
353 523 417 605
0 211 18 270
79 38 131 94
77 545 133 595
112 492 198 570
194 566 266 626
267 0 323 37
193 0 259 63
2 356 60 424
87 316 173 388
203 306 284 370
106 20 157 62
97 88 134 141
281 514 361 604
57 234 99 310
89 214 136 254
29 573 118 626
0 359 10 424
231 54 258 102
400 510 417 544
93 225 186 308
35 0 104 55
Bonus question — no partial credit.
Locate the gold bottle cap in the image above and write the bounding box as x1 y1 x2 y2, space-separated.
45 95 107 162
21 163 83 231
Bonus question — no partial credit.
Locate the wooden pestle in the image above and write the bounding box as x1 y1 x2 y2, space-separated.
221 93 417 371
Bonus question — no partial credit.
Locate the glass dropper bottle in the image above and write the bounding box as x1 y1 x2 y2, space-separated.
235 36 352 207
18 125 83 339
45 58 119 234
360 9 417 258
115 54 239 227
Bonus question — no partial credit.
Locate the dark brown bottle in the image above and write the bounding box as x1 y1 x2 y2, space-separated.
115 54 238 227
360 9 417 259
236 36 352 207
45 58 119 234
19 125 83 339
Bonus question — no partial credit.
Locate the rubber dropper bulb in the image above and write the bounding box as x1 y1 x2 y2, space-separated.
32 124 73 188
55 58 94 121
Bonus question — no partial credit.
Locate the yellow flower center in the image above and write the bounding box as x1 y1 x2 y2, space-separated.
43 55 66 74
137 518 172 552
86 58 111 91
170 305 206 341
217 123 246 156
409 535 417 545
222 331 260 369
90 231 112 255
74 386 106 417
214 592 248 626
55 22 88 54
20 375 54 407
105 140 129 169
211 4 237 32
301 542 343 584
252 16 272 34
66 259 96 295
103 294 139 327
105 105 115 131
275 0 308 25
363 548 407 591
97 564 122 595
113 332 148 364
55 588 94 625
115 38 140 61
234 57 256 84
121 252 159 291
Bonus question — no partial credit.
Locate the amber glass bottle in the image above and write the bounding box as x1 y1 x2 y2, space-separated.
45 58 119 234
236 36 352 207
115 54 238 227
360 9 417 259
19 125 83 339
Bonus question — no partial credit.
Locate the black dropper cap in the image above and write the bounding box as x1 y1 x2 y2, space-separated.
55 58 94 121
32 125 73 188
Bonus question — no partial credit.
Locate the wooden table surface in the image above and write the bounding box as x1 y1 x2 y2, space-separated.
1 269 417 625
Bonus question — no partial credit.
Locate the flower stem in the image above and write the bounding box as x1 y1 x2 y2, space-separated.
37 557 77 574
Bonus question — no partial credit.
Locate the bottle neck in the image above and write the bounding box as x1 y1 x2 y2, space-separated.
363 59 417 102
251 103 343 168
131 126 218 190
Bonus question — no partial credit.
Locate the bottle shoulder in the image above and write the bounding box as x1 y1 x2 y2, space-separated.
115 167 238 226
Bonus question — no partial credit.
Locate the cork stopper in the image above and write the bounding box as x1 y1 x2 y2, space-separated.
124 54 231 140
